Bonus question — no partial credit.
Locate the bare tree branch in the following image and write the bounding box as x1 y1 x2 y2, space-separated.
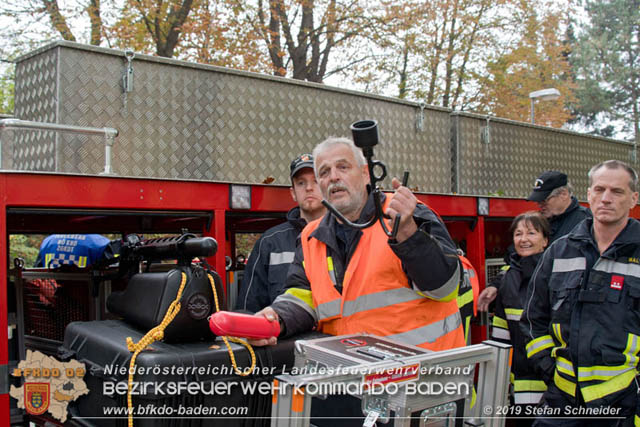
41 0 76 41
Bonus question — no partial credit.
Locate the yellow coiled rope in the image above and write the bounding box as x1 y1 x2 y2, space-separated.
125 270 257 427
125 272 187 427
208 272 257 377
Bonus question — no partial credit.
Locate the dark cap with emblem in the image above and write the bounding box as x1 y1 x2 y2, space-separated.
290 154 314 179
527 171 568 202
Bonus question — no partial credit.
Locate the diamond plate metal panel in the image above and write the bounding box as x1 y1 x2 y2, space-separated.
14 42 451 192
0 117 14 170
13 47 58 171
14 42 639 199
454 113 638 199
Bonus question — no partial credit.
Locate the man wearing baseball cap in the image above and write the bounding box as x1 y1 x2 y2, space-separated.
526 170 591 244
237 154 325 312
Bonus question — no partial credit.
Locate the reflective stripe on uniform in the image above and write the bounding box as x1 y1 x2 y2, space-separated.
457 288 473 308
556 357 575 377
552 257 586 273
514 379 547 392
578 365 635 382
505 308 523 321
625 333 640 367
527 335 554 358
634 415 640 427
491 327 510 340
554 370 576 397
513 392 544 405
285 288 314 307
577 334 640 382
551 323 567 358
343 288 425 317
275 289 318 321
581 369 636 403
464 315 471 344
327 257 338 286
387 311 462 345
316 298 341 321
421 262 460 302
470 387 476 408
492 315 508 330
269 251 294 266
593 259 640 279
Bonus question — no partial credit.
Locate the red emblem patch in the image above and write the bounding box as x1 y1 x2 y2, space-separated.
610 275 624 290
24 383 50 416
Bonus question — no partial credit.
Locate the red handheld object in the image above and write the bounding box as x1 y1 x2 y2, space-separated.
208 311 280 339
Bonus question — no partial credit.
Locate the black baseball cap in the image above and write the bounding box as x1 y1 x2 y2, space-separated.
290 154 314 179
527 171 568 202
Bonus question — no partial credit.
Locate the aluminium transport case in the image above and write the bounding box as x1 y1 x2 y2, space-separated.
296 335 469 427
60 319 310 427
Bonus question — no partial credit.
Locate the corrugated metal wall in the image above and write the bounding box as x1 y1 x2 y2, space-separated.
8 41 637 197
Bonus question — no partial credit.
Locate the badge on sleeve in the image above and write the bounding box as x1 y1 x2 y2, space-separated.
610 275 624 290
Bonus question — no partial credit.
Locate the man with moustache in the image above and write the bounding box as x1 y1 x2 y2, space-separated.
522 160 640 426
237 154 325 312
253 136 464 351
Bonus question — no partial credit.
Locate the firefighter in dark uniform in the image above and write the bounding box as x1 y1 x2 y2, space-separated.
491 211 550 426
522 160 640 426
237 154 325 312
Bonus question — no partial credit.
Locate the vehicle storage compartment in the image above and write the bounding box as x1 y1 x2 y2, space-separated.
12 268 121 358
61 319 317 427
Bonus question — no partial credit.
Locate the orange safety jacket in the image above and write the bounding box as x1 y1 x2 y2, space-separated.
300 199 465 351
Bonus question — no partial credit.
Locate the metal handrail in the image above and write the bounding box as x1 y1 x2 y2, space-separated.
0 118 118 175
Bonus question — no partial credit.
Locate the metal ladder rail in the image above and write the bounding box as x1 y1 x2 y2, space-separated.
0 118 118 175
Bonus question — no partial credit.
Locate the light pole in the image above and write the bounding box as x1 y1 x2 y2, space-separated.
529 88 561 124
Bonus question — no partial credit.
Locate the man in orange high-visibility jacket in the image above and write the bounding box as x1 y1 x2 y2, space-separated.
253 136 464 351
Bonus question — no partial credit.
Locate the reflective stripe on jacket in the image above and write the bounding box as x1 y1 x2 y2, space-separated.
491 252 546 405
301 198 464 351
457 255 479 345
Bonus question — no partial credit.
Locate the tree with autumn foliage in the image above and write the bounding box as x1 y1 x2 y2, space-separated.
569 0 640 143
108 0 197 57
342 0 515 110
176 0 272 71
415 0 510 109
0 0 200 58
478 1 575 127
0 0 103 46
224 0 377 83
